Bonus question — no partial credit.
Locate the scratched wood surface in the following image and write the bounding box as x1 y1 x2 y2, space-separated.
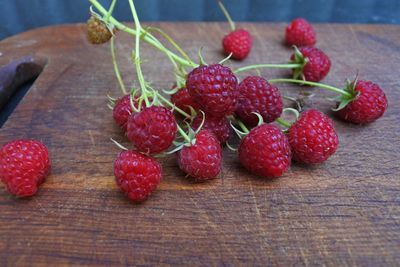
0 23 399 266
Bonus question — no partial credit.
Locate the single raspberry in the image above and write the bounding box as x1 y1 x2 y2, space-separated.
236 76 283 127
113 94 133 132
239 124 291 178
170 87 200 115
222 29 252 60
186 64 238 117
285 18 316 47
127 106 177 154
112 94 149 132
191 114 231 144
0 140 50 197
291 47 331 82
114 150 162 202
336 80 388 124
87 16 114 45
288 109 339 164
177 130 222 181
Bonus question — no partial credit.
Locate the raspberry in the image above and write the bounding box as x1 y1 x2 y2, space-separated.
0 140 50 197
288 109 339 164
285 18 316 47
239 124 291 178
177 130 222 181
191 114 231 144
87 16 114 45
336 80 388 124
291 47 331 82
186 64 238 117
114 150 162 202
236 76 283 127
113 94 133 132
222 29 252 60
170 87 200 115
112 94 149 132
127 106 177 154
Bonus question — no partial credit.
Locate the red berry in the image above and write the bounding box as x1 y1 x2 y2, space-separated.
114 150 162 202
236 76 283 127
170 87 200 115
112 95 149 132
336 80 388 124
177 130 222 181
288 109 339 164
239 124 291 178
127 106 177 154
186 64 238 117
87 16 114 44
291 47 331 82
222 29 252 60
113 94 133 132
191 114 231 144
0 140 50 197
285 18 316 47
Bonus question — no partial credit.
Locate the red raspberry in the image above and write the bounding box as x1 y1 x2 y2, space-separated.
222 29 252 60
291 47 331 82
239 124 291 178
87 16 114 44
236 76 283 127
114 150 162 202
288 109 339 164
186 64 238 117
127 106 177 154
191 114 231 144
336 80 388 124
0 140 50 197
177 130 222 181
170 87 200 115
112 94 149 132
285 18 316 47
113 94 133 132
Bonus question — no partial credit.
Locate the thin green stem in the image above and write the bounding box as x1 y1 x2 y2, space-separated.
104 0 117 21
128 0 150 106
268 78 352 97
110 37 127 94
89 0 197 68
177 124 191 143
275 118 291 128
237 119 249 134
156 93 191 119
145 26 193 63
218 0 235 31
234 63 302 74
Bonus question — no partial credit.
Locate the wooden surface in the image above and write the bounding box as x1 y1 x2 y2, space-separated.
0 23 399 266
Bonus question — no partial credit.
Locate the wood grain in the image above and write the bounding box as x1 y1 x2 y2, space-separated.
0 23 399 266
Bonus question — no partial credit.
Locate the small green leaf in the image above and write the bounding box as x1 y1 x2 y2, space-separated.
332 98 353 111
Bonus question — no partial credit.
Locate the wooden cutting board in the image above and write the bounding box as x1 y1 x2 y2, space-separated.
0 23 399 266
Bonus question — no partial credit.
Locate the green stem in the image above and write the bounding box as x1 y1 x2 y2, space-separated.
275 118 291 128
218 0 235 31
156 93 191 119
128 0 149 106
110 37 127 94
234 63 302 74
104 0 117 21
145 26 193 64
237 119 249 134
177 124 191 143
89 0 197 68
268 78 352 98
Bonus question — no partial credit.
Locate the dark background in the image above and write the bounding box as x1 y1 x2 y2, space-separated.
1 0 400 40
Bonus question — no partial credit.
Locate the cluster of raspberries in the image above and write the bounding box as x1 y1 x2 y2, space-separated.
0 15 387 203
